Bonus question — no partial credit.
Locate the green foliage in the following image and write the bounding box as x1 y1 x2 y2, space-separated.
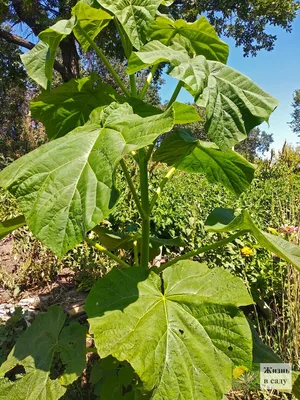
153 129 255 194
205 208 300 271
0 103 174 257
86 261 253 400
0 1 299 399
0 306 87 399
0 215 25 240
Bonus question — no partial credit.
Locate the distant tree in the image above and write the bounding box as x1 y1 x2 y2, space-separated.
290 89 300 137
235 128 274 162
168 0 300 56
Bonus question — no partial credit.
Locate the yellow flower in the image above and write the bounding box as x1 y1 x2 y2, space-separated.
233 365 249 379
267 227 278 235
241 246 254 257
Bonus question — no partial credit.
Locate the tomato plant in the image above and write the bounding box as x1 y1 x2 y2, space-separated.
1 1 300 398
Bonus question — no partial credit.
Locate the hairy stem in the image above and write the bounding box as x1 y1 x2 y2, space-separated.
139 149 150 269
139 65 159 100
86 239 131 269
158 231 248 271
150 167 176 212
76 24 130 97
120 159 146 218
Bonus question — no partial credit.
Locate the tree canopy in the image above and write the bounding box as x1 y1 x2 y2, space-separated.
290 89 300 137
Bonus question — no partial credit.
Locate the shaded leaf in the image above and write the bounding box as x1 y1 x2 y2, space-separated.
96 0 162 49
31 74 123 139
205 208 300 271
21 18 75 90
0 306 86 400
72 2 112 52
0 215 25 240
249 321 282 364
153 129 255 195
86 261 253 400
0 103 174 257
149 16 229 63
31 71 198 140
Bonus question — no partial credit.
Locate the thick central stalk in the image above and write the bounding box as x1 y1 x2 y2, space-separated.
139 149 150 269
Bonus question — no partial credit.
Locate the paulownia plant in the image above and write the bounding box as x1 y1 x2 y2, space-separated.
0 0 300 398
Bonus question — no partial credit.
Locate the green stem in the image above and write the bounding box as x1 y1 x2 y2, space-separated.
130 74 138 97
139 149 150 269
86 239 131 269
120 159 145 218
139 65 159 100
150 167 176 212
167 81 184 108
76 24 130 97
158 231 247 271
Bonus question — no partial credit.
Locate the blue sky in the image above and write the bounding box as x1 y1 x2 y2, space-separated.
160 12 300 151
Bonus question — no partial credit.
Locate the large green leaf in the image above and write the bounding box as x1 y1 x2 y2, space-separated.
31 72 199 140
205 208 300 271
0 306 86 400
21 18 75 90
0 215 25 240
0 103 174 257
72 1 112 52
128 44 278 150
96 0 162 50
126 40 189 74
86 261 253 400
153 129 255 195
197 61 279 150
148 16 229 63
30 74 123 139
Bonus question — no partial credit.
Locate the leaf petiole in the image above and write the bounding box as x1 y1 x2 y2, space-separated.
76 23 131 97
86 238 131 269
120 159 146 218
158 230 248 271
139 64 159 100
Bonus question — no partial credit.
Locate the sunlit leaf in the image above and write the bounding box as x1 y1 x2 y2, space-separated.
0 103 174 257
149 16 229 62
205 208 300 271
21 18 75 90
86 261 253 400
72 1 112 52
96 0 162 49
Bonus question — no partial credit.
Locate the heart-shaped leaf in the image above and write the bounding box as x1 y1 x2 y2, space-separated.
21 18 75 90
197 61 279 151
0 215 25 240
153 129 255 195
205 208 300 271
148 16 229 63
31 73 200 140
0 306 86 400
86 261 253 400
72 1 112 52
96 0 162 50
0 103 174 257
